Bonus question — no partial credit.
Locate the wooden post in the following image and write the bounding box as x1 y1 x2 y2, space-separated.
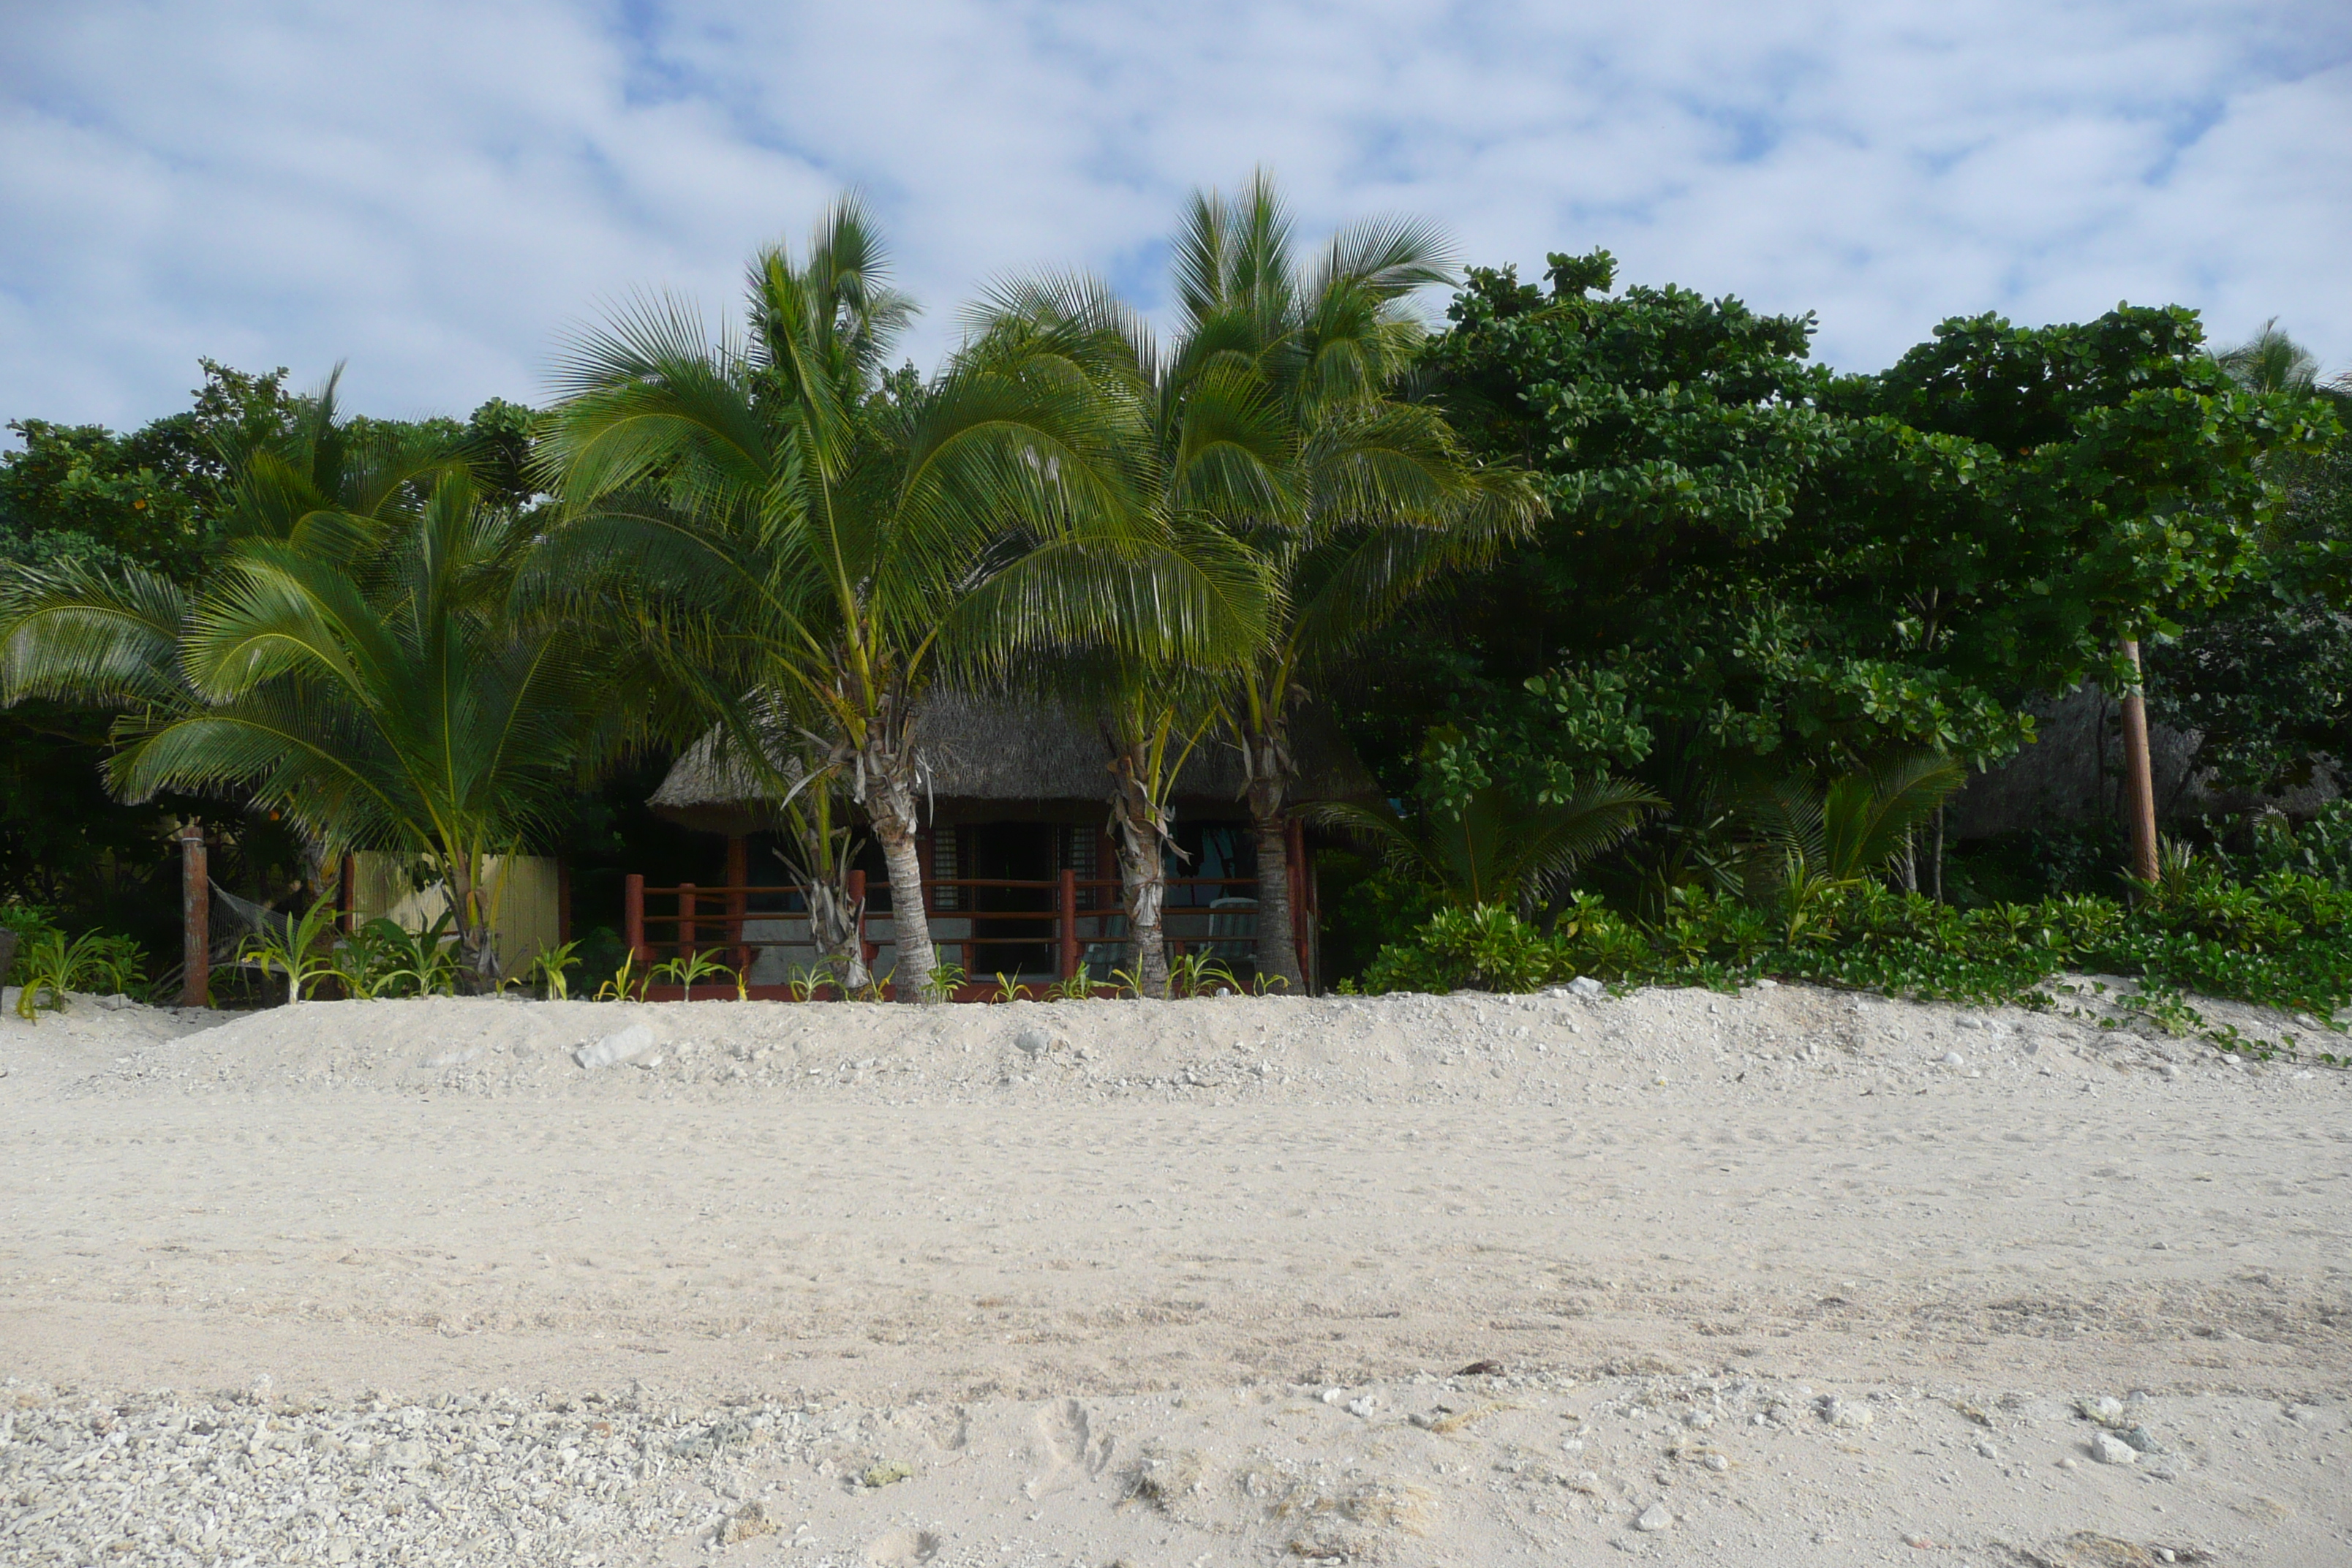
338 853 357 935
677 883 696 962
624 873 648 963
1058 867 1079 982
2119 639 2161 886
178 823 208 1007
556 857 572 944
725 834 749 970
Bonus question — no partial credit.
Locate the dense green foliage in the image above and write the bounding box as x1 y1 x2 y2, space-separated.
1390 253 2336 804
0 366 554 971
1351 862 2352 1060
3 192 2347 1018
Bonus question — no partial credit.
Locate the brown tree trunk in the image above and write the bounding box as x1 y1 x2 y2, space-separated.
1249 804 1300 994
2119 639 2161 886
865 769 936 1000
1931 804 1945 904
1107 747 1169 998
449 853 500 994
1240 725 1303 994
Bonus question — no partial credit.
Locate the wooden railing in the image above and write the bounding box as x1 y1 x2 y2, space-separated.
622 868 1275 998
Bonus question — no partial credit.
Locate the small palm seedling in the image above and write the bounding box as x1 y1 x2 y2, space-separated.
1169 949 1240 998
526 941 583 1000
1045 964 1096 1003
239 897 346 1004
986 972 1033 1003
1107 965 1147 999
786 962 840 1003
919 959 968 1003
593 949 646 1003
358 913 460 998
15 931 78 1019
651 949 731 995
13 930 144 1019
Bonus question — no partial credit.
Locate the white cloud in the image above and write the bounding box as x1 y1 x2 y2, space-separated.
1 0 2345 431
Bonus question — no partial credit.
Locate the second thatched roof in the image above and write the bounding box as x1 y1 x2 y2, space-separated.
647 690 1380 836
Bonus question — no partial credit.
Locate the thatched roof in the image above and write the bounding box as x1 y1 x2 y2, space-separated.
647 690 1380 836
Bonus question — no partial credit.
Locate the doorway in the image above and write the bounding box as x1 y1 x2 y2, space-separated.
967 822 1058 978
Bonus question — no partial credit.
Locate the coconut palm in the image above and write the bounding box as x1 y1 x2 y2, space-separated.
2216 319 2321 396
0 396 630 989
977 175 1542 990
1180 177 1539 988
1038 650 1232 998
540 198 1258 999
1312 779 1660 915
1738 752 1965 940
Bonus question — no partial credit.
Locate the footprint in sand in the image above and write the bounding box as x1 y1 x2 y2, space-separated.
864 1529 941 1566
1025 1398 1112 1496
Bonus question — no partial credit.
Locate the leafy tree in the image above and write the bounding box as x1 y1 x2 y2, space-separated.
2146 328 2351 794
1854 304 2334 689
540 198 1254 999
1406 252 2334 891
0 361 294 579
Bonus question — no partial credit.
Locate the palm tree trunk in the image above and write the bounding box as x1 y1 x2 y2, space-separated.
1249 805 1299 993
802 878 870 991
1108 749 1170 998
448 851 500 995
865 769 935 1000
1238 723 1304 993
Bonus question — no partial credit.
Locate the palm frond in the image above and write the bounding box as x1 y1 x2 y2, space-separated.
0 562 192 710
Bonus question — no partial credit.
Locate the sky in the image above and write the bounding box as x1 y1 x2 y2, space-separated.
3 1 2348 433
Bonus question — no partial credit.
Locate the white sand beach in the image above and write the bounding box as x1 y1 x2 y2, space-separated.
3 981 2348 1566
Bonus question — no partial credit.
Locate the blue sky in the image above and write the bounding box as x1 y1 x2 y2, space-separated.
4 1 2347 431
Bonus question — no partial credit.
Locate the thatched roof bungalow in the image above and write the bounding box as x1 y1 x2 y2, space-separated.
645 690 1378 833
633 692 1381 993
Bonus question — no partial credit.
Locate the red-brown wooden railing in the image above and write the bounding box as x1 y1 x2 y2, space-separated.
621 868 1289 999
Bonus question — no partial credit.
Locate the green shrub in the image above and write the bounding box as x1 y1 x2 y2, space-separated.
1356 905 1563 994
1350 861 2352 1047
12 927 149 1019
2240 801 2352 889
0 903 64 986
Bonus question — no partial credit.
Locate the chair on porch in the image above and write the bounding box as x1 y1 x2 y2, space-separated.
1206 896 1256 968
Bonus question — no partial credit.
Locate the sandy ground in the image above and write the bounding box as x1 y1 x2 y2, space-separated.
2 979 2349 1567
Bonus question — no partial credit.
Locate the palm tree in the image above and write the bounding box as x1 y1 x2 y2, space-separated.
540 199 1256 999
2216 320 2321 396
980 175 1542 991
0 391 630 989
1738 752 1965 941
1311 778 1659 915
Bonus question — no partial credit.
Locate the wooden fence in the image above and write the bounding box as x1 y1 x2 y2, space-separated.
622 865 1312 999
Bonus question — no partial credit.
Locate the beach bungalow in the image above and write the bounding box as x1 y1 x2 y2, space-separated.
629 692 1379 996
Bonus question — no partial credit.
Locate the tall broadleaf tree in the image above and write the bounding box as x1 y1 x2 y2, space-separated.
540 199 1260 998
